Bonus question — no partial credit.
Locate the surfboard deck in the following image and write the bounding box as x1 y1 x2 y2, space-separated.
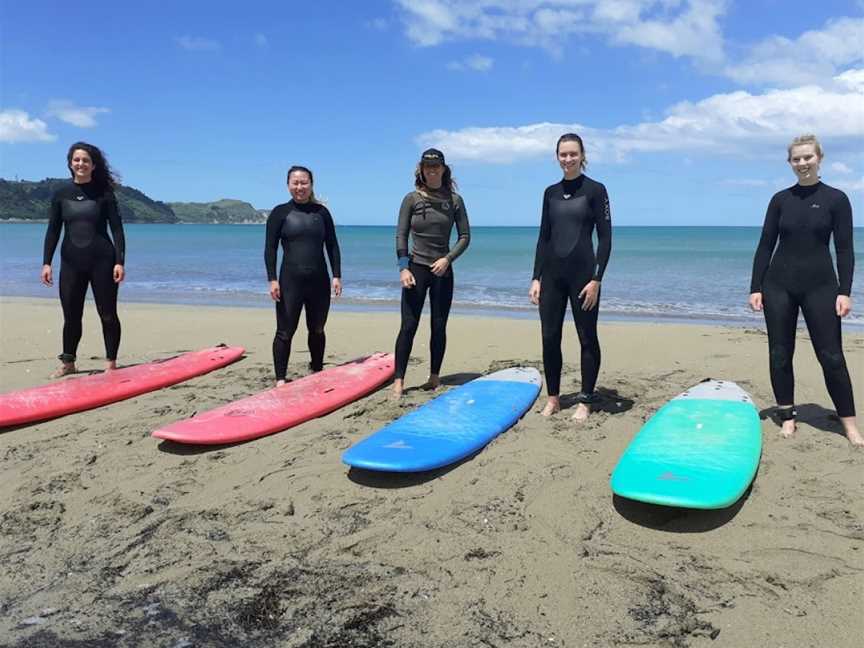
152 352 394 444
610 380 762 509
342 367 541 472
0 345 245 428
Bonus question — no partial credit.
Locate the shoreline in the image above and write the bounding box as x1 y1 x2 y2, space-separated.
4 293 862 331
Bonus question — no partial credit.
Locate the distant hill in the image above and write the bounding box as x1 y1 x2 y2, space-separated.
168 199 267 224
0 178 266 224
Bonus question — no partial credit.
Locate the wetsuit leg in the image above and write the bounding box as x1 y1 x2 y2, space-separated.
395 263 431 380
303 274 331 371
568 279 601 395
273 272 304 381
762 281 799 406
428 268 454 376
539 275 569 397
89 258 121 360
58 262 89 362
800 284 856 417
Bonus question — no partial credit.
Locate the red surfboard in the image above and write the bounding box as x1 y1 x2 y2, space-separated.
152 352 394 445
0 345 245 428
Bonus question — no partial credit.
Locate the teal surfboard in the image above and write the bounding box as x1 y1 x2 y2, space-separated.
610 380 761 509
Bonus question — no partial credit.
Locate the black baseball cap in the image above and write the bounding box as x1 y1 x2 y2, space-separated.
420 148 445 165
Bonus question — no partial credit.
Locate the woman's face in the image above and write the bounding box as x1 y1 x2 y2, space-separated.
69 149 94 183
288 170 313 203
788 144 821 184
557 141 583 178
422 163 443 189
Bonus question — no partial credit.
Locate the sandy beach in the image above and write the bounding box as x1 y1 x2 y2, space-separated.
1 296 862 647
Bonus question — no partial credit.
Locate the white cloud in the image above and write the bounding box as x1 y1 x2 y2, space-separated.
447 54 494 72
254 33 269 48
46 100 110 128
366 17 390 31
725 17 864 87
417 68 864 163
175 35 221 51
394 0 726 61
0 110 56 142
831 162 853 175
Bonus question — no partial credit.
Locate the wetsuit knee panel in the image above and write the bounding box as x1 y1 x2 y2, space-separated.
768 346 793 370
815 347 846 371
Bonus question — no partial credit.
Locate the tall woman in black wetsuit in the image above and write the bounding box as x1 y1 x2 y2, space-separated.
265 166 342 386
529 134 612 421
41 142 126 378
749 135 861 447
392 148 471 398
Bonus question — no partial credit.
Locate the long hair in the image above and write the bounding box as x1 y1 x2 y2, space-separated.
787 134 823 161
287 165 320 204
66 141 118 192
556 133 587 170
414 163 457 194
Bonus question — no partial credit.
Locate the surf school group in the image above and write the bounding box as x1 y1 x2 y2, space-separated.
15 130 862 456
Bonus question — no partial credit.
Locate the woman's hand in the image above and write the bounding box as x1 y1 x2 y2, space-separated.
269 280 281 301
837 295 852 318
430 257 450 276
749 292 763 312
400 269 416 288
332 278 342 297
41 264 53 287
579 280 600 311
528 279 541 305
113 264 125 283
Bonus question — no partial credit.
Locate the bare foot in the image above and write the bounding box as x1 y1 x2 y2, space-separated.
50 362 76 378
779 419 796 438
571 403 591 422
391 378 404 399
840 417 863 447
105 360 117 372
421 375 441 391
540 397 560 417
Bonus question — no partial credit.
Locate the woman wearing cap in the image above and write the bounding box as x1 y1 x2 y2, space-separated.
749 134 860 446
529 133 612 421
265 165 342 386
392 148 471 397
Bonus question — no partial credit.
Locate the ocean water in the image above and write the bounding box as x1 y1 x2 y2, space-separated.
2 223 862 327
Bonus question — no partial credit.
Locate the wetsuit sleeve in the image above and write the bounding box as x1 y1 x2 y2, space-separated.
322 207 342 278
105 193 126 265
833 191 855 296
396 193 414 266
42 192 63 266
264 207 282 281
750 194 781 293
592 183 612 281
532 189 551 281
446 194 470 262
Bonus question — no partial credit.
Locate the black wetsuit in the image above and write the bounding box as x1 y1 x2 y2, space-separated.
533 175 612 398
394 189 470 380
750 182 855 417
42 181 125 362
265 200 341 380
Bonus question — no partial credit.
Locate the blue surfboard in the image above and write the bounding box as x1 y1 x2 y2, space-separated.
610 380 762 509
342 368 541 472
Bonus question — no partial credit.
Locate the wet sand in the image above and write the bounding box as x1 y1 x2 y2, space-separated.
1 297 862 647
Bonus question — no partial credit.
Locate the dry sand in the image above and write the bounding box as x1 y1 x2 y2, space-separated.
1 296 862 647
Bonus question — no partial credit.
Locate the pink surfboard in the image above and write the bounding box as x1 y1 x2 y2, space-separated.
0 345 245 428
152 352 394 445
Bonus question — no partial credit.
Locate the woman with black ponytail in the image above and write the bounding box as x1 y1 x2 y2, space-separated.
264 166 342 385
41 142 126 377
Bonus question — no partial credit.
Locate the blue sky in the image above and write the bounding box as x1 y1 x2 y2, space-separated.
1 1 862 225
